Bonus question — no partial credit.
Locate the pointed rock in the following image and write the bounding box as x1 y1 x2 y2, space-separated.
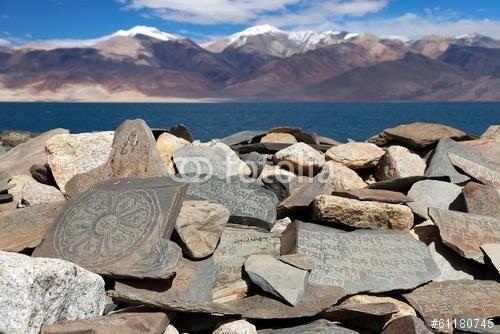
481 125 500 142
156 132 191 173
382 316 432 334
375 146 426 180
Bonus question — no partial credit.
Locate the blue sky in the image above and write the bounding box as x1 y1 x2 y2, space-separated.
1 0 500 45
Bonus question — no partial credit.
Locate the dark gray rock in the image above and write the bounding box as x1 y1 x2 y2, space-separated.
367 175 450 193
453 314 500 333
30 163 56 186
331 188 413 204
242 151 270 178
221 130 266 146
381 316 432 334
168 124 193 142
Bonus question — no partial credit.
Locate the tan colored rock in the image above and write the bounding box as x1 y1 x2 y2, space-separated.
481 125 500 142
321 161 367 191
313 195 414 230
156 132 191 173
260 132 297 144
8 175 65 207
212 279 249 303
46 132 114 192
271 217 292 234
375 146 426 181
175 201 230 259
213 320 256 334
325 142 385 169
273 142 325 175
340 294 416 322
383 122 468 149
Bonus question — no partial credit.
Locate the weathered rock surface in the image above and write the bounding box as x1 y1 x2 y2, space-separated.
0 251 106 334
213 320 256 334
167 124 193 143
375 146 426 180
321 160 367 190
313 195 414 230
242 151 269 178
381 316 432 334
8 174 65 207
449 153 500 188
260 132 297 144
156 132 191 173
277 171 329 215
34 177 187 279
368 175 450 192
481 243 500 274
383 122 468 149
244 254 308 306
403 280 500 334
335 294 416 322
325 142 385 169
273 142 325 175
278 253 315 271
429 208 500 264
0 202 65 252
258 319 359 333
30 164 56 186
65 119 166 197
187 176 278 230
175 200 230 259
463 182 500 218
291 222 439 294
221 130 266 146
407 180 462 219
46 131 114 192
481 125 500 142
409 220 439 245
428 242 474 282
0 128 68 176
259 165 299 200
332 188 413 204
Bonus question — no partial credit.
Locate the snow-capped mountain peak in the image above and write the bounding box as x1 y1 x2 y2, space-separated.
113 26 177 41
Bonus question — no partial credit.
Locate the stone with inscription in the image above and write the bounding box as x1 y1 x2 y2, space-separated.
187 176 278 230
448 153 500 188
381 316 432 334
375 146 426 181
65 119 167 197
453 314 500 334
175 200 230 259
407 180 462 219
402 280 500 334
278 253 315 271
0 202 65 252
258 319 360 334
481 243 500 274
30 164 56 186
244 254 309 306
383 122 468 149
463 182 500 218
313 195 414 230
34 177 187 279
429 208 500 264
259 165 299 201
213 225 280 285
325 142 385 169
292 222 439 294
332 188 413 204
425 138 486 184
463 139 500 163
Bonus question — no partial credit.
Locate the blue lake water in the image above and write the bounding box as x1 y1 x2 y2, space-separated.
0 102 499 141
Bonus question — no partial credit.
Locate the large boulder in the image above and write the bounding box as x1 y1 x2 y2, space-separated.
8 175 65 207
156 132 191 173
325 142 385 169
46 131 114 192
273 142 325 175
321 161 367 190
0 251 106 334
375 146 426 181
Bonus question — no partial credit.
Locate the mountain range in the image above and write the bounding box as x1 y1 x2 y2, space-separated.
1 25 500 101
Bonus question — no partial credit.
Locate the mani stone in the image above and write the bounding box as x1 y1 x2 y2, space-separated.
402 280 500 334
258 319 360 334
0 251 106 334
429 208 500 264
0 128 68 176
213 225 280 285
278 253 315 271
187 176 278 230
8 175 66 207
425 138 486 184
259 165 300 201
291 222 439 294
244 254 309 306
407 180 462 219
428 242 474 282
213 320 257 334
332 188 413 204
65 119 167 197
481 125 500 142
481 243 500 274
383 122 468 149
45 131 114 192
0 202 65 252
34 177 187 279
463 182 500 218
381 316 432 334
41 309 172 334
242 151 269 178
175 200 230 259
260 132 297 144
375 146 426 181
313 195 414 230
322 161 367 190
325 142 385 169
273 142 325 175
156 132 191 173
448 153 500 188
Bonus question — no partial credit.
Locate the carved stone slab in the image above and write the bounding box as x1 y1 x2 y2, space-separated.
429 208 500 264
463 182 500 218
34 177 187 279
187 176 278 229
292 222 439 294
448 153 500 188
403 280 500 334
213 225 280 285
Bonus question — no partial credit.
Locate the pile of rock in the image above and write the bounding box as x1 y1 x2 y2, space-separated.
0 120 499 334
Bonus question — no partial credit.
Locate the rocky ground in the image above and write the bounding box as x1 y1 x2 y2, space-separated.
0 121 499 334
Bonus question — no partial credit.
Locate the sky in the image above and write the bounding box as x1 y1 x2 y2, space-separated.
1 0 500 45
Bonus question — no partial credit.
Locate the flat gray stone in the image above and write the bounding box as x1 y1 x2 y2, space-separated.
278 254 315 271
258 319 360 333
187 176 278 230
481 243 500 274
368 175 450 193
463 182 500 218
331 188 413 204
244 254 309 306
292 222 439 294
429 208 500 264
407 180 462 219
403 280 500 334
0 251 105 334
428 242 474 282
448 153 500 188
381 316 432 334
34 177 187 279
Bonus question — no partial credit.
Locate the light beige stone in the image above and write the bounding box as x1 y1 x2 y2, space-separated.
481 125 500 142
260 133 297 144
46 132 114 192
8 175 65 207
156 132 191 173
163 324 179 334
273 142 325 175
213 320 256 334
313 195 414 230
321 161 367 191
375 146 426 181
325 142 385 169
340 294 416 322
